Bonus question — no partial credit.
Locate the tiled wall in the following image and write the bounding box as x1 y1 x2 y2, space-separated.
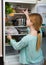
0 0 2 56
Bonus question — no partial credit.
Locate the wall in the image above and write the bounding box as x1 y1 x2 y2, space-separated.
37 0 46 4
31 0 46 13
0 0 2 57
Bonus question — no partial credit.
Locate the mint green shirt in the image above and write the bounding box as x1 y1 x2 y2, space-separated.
10 29 44 64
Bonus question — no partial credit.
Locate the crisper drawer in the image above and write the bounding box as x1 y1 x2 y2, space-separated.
5 46 20 55
5 55 21 65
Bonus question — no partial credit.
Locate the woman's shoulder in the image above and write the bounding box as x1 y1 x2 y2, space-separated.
23 34 37 41
22 34 31 41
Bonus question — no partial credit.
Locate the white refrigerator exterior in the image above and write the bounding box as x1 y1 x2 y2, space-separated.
0 0 2 57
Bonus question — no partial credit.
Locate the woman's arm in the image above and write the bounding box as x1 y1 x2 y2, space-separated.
22 9 30 21
7 35 28 50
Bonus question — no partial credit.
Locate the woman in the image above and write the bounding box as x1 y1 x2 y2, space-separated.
7 9 44 65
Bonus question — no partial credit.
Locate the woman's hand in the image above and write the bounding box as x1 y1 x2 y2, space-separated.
22 8 29 17
7 35 12 40
22 9 30 20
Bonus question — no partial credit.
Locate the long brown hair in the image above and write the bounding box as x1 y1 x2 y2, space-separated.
29 13 42 51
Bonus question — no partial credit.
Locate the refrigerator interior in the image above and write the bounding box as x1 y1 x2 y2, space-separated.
4 2 36 65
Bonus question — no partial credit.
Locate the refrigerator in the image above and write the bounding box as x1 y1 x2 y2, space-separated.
3 0 37 65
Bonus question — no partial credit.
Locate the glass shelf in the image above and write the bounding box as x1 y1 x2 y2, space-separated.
5 43 10 46
5 26 27 28
5 34 26 36
8 13 31 15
